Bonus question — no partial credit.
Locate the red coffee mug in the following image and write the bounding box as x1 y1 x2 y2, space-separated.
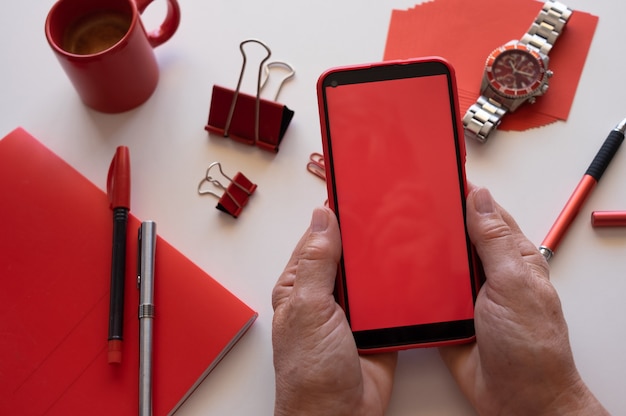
45 0 180 113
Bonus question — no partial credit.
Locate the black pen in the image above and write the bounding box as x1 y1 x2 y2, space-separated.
539 118 626 260
138 221 157 416
106 146 131 364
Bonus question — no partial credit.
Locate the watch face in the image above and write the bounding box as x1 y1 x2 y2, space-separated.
485 44 547 99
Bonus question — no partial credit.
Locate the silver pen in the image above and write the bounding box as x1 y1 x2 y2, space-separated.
138 221 157 416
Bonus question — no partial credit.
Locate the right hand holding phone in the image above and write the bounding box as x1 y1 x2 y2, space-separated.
439 186 609 415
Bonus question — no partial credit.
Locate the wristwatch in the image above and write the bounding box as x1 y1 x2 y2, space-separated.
463 0 573 143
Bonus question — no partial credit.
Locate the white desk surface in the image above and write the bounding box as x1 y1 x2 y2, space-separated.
2 1 625 414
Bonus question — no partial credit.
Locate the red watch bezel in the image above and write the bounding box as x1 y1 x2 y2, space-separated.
484 43 547 99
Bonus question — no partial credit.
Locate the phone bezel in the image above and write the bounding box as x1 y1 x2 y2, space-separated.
317 58 480 352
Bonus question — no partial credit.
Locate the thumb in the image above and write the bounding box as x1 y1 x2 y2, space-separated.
292 207 342 302
466 188 529 286
466 187 549 291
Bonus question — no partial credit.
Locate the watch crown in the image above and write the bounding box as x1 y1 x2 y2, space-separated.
546 70 554 78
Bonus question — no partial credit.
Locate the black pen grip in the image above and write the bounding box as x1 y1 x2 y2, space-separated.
108 208 128 340
585 130 625 181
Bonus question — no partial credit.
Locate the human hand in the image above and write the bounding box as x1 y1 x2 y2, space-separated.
272 207 397 416
440 187 608 415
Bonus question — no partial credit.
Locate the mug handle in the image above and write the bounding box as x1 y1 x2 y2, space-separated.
134 0 181 48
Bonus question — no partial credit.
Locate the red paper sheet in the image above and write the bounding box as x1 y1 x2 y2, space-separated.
384 0 598 132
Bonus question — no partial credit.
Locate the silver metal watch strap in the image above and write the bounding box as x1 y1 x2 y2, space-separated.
463 0 572 142
463 96 507 143
520 0 572 55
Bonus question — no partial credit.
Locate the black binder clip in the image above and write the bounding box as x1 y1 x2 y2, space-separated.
205 39 295 153
197 162 257 218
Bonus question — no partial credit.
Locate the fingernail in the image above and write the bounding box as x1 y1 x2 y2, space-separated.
311 207 329 232
473 188 495 214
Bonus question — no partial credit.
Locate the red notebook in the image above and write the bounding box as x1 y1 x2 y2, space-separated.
0 128 258 415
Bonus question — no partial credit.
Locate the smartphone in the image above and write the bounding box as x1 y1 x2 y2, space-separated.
316 57 481 352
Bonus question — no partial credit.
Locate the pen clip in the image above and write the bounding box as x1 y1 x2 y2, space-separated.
137 223 143 289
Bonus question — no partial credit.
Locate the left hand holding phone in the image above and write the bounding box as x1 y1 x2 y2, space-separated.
271 207 397 416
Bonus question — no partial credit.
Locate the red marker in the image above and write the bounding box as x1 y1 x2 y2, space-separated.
591 211 626 227
539 118 626 260
106 146 131 364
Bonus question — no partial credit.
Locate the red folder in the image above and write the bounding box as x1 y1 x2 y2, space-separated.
0 128 257 415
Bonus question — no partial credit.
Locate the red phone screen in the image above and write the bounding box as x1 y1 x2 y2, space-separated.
321 61 475 336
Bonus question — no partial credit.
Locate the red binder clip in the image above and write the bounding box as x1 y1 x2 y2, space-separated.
205 39 295 153
197 162 257 218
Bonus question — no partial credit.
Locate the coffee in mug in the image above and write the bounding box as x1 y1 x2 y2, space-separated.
63 11 132 55
45 0 180 113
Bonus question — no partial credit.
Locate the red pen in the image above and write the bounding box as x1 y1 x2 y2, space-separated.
591 211 626 227
539 118 626 260
106 146 131 364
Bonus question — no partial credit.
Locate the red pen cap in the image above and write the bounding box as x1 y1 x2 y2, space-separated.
591 211 626 227
107 146 131 210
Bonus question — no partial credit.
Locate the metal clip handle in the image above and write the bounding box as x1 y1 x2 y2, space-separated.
260 61 295 102
223 39 272 144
